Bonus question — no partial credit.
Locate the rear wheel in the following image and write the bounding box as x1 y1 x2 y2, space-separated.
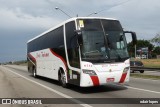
140 70 144 73
59 69 67 88
131 70 134 73
33 68 37 78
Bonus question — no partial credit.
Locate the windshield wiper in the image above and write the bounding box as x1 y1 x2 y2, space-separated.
117 54 122 61
115 50 123 61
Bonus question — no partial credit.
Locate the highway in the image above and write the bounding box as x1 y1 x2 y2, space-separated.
0 65 160 107
133 70 160 76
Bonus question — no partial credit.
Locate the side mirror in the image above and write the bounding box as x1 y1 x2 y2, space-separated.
131 32 137 45
75 30 83 45
124 31 137 46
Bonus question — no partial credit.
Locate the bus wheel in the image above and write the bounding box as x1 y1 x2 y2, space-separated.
140 70 144 73
59 69 67 88
33 68 37 78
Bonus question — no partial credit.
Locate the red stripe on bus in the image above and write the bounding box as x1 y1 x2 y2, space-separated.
49 49 67 70
90 76 100 86
119 73 127 83
28 53 36 63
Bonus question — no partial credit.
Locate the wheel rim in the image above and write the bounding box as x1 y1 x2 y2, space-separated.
61 72 66 85
33 69 36 77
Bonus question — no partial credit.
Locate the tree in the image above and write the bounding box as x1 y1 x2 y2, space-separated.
152 33 160 41
150 33 160 46
127 40 154 58
153 46 160 55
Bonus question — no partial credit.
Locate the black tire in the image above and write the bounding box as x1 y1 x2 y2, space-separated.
59 69 67 88
33 68 37 78
140 70 144 73
131 70 134 73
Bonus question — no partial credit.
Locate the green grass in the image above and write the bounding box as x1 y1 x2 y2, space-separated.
131 59 160 68
131 74 160 80
141 59 160 68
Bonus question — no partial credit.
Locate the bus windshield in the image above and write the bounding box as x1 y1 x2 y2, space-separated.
77 19 129 63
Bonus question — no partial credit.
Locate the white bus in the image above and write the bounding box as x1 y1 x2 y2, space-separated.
27 17 137 87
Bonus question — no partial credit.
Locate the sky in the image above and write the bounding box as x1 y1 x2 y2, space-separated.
0 0 160 63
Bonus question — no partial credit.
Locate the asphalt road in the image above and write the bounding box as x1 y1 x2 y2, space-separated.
0 65 160 107
132 70 160 76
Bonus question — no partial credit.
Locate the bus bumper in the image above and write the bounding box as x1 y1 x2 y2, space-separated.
80 71 129 87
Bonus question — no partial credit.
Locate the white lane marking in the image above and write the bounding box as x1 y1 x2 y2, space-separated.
2 66 92 107
111 83 160 95
131 77 160 81
126 86 160 94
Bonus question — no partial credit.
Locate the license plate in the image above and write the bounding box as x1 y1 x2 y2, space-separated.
106 78 115 82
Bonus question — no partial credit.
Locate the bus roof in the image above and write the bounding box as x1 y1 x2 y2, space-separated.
27 17 118 43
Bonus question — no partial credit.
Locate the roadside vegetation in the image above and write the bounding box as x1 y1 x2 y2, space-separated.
14 60 27 66
139 59 160 68
3 60 27 66
131 59 160 68
131 73 160 80
128 39 160 68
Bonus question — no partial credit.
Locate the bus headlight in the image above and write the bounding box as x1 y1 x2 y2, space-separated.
83 70 97 75
123 67 129 73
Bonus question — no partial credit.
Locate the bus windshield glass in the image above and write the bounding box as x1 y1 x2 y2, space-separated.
77 19 129 63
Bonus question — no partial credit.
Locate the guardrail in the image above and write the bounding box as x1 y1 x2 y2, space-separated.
130 67 160 71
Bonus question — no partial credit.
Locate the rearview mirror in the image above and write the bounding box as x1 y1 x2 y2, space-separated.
124 31 137 46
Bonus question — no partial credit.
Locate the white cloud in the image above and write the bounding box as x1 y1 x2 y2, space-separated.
0 8 61 36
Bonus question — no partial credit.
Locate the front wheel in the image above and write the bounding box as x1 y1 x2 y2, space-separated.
59 70 67 88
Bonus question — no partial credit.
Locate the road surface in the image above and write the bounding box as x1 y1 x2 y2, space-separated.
132 70 160 76
0 65 159 107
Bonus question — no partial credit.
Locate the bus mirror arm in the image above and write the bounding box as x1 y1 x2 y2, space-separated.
124 31 137 46
74 30 83 46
